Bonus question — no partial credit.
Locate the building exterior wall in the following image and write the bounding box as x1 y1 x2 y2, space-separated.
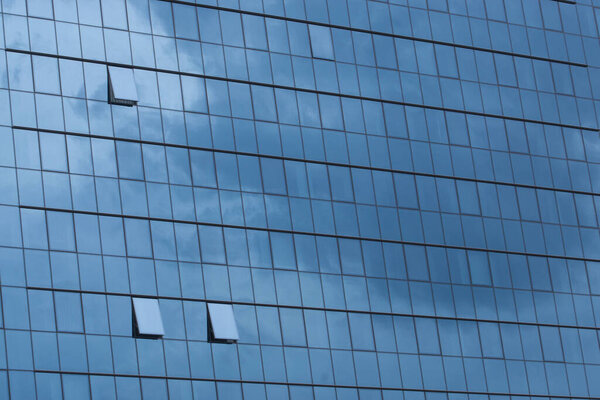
1 0 600 398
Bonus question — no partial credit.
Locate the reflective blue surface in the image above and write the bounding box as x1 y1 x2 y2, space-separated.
1 0 600 398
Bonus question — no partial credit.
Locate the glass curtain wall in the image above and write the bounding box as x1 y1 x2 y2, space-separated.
1 0 600 399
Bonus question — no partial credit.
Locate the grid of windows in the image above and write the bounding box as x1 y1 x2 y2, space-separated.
1 0 600 399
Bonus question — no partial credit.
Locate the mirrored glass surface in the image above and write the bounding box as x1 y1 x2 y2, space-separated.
208 303 240 343
108 66 139 105
132 297 164 337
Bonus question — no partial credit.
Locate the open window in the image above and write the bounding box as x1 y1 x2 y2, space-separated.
108 66 138 106
207 303 239 344
132 298 164 338
308 25 334 60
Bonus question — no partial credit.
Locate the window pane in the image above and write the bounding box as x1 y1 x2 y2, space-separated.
208 303 240 343
133 298 165 337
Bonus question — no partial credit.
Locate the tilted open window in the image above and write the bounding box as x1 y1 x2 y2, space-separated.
108 66 138 106
308 25 334 60
132 298 164 338
207 303 239 343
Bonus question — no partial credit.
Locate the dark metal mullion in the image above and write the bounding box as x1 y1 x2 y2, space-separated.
5 48 597 133
14 285 600 333
550 0 577 5
13 368 600 399
16 204 600 265
14 126 600 265
13 124 600 200
158 0 587 68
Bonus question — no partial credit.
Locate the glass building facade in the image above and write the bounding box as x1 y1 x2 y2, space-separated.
0 0 600 398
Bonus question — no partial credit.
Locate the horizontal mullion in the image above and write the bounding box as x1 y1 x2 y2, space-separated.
5 48 598 134
158 0 588 68
10 284 600 332
17 204 600 264
0 367 594 399
13 124 600 199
